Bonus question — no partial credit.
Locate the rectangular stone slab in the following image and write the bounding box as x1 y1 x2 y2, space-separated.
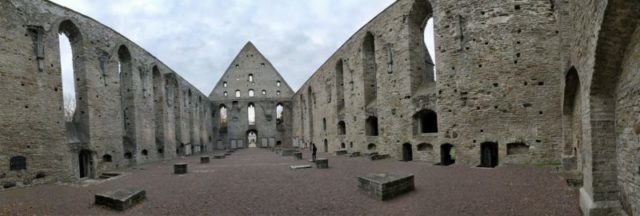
335 150 348 156
280 149 297 156
358 173 414 201
315 158 329 169
292 152 303 160
95 188 146 211
213 154 225 159
290 165 312 169
174 163 187 174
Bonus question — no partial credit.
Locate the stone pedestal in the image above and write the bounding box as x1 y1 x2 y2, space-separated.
174 163 188 174
335 150 348 156
281 149 296 156
315 158 328 169
358 173 414 201
95 188 146 211
292 152 303 160
200 156 210 164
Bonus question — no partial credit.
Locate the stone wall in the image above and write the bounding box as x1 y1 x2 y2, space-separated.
0 0 213 185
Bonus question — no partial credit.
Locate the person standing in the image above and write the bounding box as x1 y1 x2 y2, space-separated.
312 143 317 162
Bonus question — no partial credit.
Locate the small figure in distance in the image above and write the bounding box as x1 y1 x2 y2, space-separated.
311 143 317 162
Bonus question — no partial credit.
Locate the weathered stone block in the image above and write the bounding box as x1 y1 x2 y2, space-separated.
280 149 296 156
95 188 146 211
213 154 225 159
174 163 187 174
200 156 210 164
349 152 361 157
358 173 414 201
292 152 303 160
315 158 328 169
335 150 348 156
290 164 311 169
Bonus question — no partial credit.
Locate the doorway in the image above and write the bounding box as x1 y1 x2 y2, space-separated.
78 150 93 178
247 130 258 148
479 142 499 168
440 144 455 165
402 143 413 161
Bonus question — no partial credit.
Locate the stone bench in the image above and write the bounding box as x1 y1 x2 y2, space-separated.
315 158 329 169
174 163 188 174
95 188 146 211
292 152 303 160
200 156 210 164
349 152 361 157
213 154 225 159
358 173 414 201
335 150 348 156
280 149 297 156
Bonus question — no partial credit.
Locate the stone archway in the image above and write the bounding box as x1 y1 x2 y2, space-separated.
247 130 258 148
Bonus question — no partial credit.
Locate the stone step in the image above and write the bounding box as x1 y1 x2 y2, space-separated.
290 165 312 170
95 188 146 211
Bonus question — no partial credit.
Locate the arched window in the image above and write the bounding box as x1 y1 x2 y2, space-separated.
367 143 377 151
248 74 254 82
102 154 112 162
276 81 281 87
408 0 435 93
235 90 241 98
223 81 227 88
365 116 379 136
276 103 284 124
223 91 228 97
276 91 281 96
59 22 78 122
323 118 327 131
414 109 438 134
417 143 433 151
338 121 346 135
9 156 26 170
219 105 227 128
363 32 377 105
249 89 255 97
335 59 345 111
262 89 266 95
248 103 256 125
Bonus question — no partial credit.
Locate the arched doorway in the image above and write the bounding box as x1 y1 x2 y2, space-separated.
440 144 455 166
402 143 413 161
323 139 328 152
247 130 258 148
78 150 94 179
479 142 498 168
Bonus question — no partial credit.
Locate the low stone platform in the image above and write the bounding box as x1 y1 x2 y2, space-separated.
94 188 146 211
280 149 297 156
335 150 348 156
368 153 389 161
213 154 225 159
290 165 312 170
315 158 328 169
358 173 414 201
349 152 361 157
200 156 210 164
292 152 303 160
174 163 187 174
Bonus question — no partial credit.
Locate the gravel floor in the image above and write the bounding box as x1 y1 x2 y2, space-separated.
0 148 580 216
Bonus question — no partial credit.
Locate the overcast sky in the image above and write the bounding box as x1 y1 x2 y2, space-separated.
53 0 435 97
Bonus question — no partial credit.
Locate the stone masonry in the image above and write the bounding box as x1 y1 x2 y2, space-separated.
0 0 638 215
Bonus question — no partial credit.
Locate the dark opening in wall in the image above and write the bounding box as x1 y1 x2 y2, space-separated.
102 154 112 162
365 116 379 136
417 143 433 151
402 143 413 161
323 118 327 131
335 59 345 111
78 150 93 178
324 139 328 153
507 142 529 155
414 109 438 134
362 32 377 106
479 142 499 168
439 144 455 165
124 152 132 159
141 149 148 156
338 121 346 135
367 143 377 151
9 156 26 171
350 142 353 148
341 143 346 148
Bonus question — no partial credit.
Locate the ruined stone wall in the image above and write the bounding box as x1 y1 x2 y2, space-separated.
0 0 213 185
209 43 294 149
